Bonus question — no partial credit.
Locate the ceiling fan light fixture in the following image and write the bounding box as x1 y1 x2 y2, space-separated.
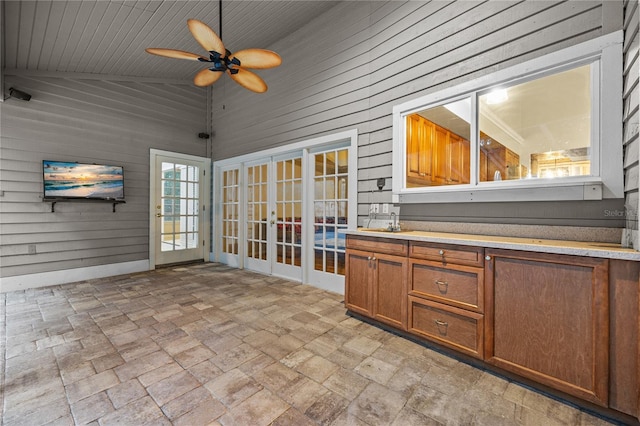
145 9 281 93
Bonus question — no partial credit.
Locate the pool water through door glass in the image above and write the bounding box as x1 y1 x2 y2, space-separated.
313 148 348 275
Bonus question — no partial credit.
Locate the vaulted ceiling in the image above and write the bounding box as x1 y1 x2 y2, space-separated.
2 0 340 82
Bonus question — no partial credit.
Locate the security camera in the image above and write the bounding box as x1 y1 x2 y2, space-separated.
9 87 31 101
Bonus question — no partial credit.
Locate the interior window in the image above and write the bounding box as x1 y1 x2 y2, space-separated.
393 32 623 203
478 65 591 182
406 98 471 188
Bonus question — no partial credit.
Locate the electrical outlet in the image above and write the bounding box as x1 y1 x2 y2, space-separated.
382 203 389 214
369 203 379 214
28 244 37 254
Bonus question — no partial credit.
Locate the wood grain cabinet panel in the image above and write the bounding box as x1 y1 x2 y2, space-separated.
608 259 640 418
345 249 374 316
373 254 408 330
345 236 408 330
409 296 484 359
410 242 484 267
409 259 484 312
485 249 609 406
347 235 408 257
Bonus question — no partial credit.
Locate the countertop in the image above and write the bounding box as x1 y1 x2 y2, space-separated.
346 228 640 261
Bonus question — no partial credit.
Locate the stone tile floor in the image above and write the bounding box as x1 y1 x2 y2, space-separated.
0 263 620 425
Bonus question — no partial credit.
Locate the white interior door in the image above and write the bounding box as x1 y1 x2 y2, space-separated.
244 161 270 273
151 152 209 267
219 167 241 267
271 155 303 281
307 147 351 293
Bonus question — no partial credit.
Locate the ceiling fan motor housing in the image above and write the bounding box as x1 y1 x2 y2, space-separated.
199 49 240 74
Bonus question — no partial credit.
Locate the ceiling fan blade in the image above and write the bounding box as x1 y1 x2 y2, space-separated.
187 19 225 54
194 68 224 87
229 68 268 93
230 49 282 69
145 48 205 61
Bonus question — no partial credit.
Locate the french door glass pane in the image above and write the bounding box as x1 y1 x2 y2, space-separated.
313 149 347 275
161 162 199 252
275 158 302 267
221 169 239 255
247 164 268 261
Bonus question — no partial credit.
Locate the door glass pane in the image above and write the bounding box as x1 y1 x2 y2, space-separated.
275 157 302 268
313 149 347 275
221 169 239 255
247 164 268 261
161 162 199 252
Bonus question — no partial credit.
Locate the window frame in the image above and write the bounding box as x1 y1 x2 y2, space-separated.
391 31 623 204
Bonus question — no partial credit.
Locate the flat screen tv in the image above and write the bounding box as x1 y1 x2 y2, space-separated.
43 160 125 201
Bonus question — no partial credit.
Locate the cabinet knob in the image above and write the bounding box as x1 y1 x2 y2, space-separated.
439 250 444 255
485 255 491 261
367 256 372 261
372 257 376 261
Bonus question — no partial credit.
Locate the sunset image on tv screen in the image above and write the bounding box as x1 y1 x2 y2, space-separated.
43 161 124 199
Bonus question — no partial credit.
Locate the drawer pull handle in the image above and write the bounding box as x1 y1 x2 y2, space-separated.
434 319 448 335
435 279 448 294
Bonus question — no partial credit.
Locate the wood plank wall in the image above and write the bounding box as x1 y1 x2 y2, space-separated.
623 0 639 249
209 1 629 230
0 75 207 278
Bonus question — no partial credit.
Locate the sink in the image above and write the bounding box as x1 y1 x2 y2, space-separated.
360 228 414 234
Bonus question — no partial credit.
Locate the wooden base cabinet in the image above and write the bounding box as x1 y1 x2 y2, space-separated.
345 234 639 422
484 249 609 406
345 236 408 330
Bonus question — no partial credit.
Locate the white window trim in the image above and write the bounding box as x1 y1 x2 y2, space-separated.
392 31 623 204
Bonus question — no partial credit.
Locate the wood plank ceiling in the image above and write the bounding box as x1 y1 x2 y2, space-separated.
2 0 340 82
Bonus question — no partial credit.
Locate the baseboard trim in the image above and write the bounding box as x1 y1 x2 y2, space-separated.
0 260 150 293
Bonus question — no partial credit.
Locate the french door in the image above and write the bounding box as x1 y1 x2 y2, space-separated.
245 161 270 274
219 167 241 267
242 156 303 280
307 147 350 291
213 130 357 293
150 151 210 268
272 155 303 280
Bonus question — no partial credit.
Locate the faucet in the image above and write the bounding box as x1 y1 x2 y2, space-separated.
388 212 400 232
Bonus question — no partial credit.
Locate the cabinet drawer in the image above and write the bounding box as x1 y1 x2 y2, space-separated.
347 235 408 256
409 260 484 312
410 242 484 267
409 296 484 359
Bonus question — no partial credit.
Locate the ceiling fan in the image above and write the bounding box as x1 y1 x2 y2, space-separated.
145 3 281 93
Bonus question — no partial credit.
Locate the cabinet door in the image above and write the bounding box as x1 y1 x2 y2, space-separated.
406 115 433 185
447 133 467 184
485 249 609 406
345 249 373 316
432 125 448 183
373 253 408 330
406 115 422 179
